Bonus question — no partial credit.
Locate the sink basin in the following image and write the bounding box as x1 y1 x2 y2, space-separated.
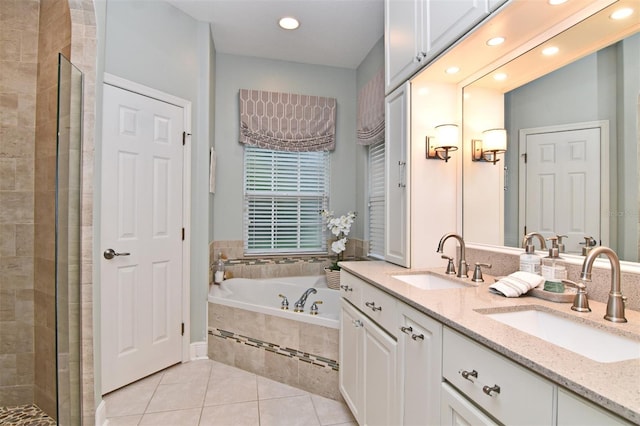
392 273 467 290
484 308 640 363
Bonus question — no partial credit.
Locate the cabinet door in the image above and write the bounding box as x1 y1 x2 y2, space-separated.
339 300 363 423
399 305 443 425
425 0 489 59
385 83 411 267
384 0 420 94
557 389 633 426
362 314 400 426
441 383 498 426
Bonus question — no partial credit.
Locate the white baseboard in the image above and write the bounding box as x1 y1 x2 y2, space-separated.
190 341 208 360
95 399 107 426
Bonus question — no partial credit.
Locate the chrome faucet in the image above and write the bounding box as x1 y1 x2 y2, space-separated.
580 246 627 323
294 288 317 313
521 232 547 251
437 233 468 278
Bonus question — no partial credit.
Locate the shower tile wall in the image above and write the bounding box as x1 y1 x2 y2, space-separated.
0 0 39 407
34 0 72 417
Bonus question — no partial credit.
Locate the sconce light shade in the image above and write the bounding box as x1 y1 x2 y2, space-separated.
472 128 507 165
426 124 459 162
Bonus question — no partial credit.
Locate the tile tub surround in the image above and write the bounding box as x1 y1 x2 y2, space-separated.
208 303 341 401
209 239 368 284
466 246 640 311
340 260 640 424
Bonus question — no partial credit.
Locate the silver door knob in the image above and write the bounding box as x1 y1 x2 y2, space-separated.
103 248 130 260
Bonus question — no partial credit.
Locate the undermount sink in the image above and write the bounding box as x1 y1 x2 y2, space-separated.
483 308 640 363
392 273 468 290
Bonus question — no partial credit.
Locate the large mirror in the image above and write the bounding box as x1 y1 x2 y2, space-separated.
463 2 639 262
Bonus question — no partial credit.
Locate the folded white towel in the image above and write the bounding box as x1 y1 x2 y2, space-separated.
489 271 544 298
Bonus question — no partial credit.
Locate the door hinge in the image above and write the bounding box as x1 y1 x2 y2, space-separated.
523 153 527 163
182 228 185 241
181 322 185 336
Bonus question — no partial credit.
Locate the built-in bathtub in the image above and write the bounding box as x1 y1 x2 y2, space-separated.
207 275 341 400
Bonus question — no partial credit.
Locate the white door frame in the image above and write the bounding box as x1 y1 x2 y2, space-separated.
518 120 610 248
102 73 192 362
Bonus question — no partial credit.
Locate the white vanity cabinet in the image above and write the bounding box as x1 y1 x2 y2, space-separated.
441 382 498 426
384 0 493 93
557 389 633 426
339 275 401 426
398 303 443 425
384 82 411 267
442 327 555 425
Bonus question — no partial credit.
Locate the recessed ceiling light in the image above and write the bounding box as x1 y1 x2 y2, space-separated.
487 37 505 46
548 0 567 5
493 73 507 81
279 16 300 30
542 46 559 56
445 66 460 74
610 7 634 20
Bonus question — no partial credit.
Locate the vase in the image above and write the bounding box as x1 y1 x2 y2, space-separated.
324 268 341 290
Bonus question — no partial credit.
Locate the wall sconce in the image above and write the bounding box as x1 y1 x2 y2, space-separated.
472 128 507 165
426 124 459 162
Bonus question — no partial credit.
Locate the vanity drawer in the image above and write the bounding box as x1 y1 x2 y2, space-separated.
339 270 363 306
443 327 554 425
361 281 397 334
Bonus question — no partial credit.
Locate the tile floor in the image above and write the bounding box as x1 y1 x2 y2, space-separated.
104 359 357 426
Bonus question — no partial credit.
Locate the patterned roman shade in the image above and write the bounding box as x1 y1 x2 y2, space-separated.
239 89 337 152
357 68 385 146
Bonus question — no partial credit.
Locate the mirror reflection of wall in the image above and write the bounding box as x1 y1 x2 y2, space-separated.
503 33 639 261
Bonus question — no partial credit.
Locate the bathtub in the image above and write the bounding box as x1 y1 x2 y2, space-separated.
208 275 340 329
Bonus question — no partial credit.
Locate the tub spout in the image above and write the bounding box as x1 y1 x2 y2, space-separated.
294 288 317 313
580 246 626 323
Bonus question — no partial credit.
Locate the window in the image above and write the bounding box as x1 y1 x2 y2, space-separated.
368 140 385 258
244 146 330 254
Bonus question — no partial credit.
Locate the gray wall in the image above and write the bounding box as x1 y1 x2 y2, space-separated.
504 34 639 260
96 0 213 363
212 54 358 241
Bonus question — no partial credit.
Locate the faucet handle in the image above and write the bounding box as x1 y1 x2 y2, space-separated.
562 279 591 313
472 263 491 283
278 294 289 310
441 255 456 275
310 300 323 315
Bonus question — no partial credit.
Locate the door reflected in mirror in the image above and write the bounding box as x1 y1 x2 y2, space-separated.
463 27 639 262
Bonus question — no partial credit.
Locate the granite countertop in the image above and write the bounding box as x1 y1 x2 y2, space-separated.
339 260 640 424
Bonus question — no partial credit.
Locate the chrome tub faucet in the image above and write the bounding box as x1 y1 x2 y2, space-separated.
294 288 318 313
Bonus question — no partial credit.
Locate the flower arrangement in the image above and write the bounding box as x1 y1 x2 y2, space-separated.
321 210 357 271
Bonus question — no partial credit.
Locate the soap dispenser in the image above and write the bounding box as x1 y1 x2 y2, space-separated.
520 233 543 274
541 237 567 292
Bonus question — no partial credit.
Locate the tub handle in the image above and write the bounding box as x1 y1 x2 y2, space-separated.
310 300 323 315
278 294 289 310
340 285 353 292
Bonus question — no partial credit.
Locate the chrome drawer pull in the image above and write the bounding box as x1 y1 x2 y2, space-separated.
340 285 353 292
461 369 478 382
411 333 424 341
365 301 382 312
400 326 413 334
483 384 501 396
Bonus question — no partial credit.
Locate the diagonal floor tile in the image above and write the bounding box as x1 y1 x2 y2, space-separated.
257 376 308 400
199 401 259 426
311 394 356 425
139 407 202 425
146 381 208 413
258 395 320 426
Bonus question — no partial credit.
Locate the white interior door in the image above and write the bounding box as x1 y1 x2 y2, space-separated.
524 127 601 253
101 84 184 394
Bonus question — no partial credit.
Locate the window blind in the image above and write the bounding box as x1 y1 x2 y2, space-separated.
244 146 330 254
368 140 385 258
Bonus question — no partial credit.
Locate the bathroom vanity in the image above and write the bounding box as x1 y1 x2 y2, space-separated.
338 261 640 425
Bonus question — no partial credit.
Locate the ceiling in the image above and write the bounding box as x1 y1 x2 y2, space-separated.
166 0 384 69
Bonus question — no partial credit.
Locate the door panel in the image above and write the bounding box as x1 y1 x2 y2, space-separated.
101 84 184 394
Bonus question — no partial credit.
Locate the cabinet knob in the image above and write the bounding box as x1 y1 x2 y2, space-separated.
340 284 353 292
398 183 406 188
483 384 501 396
365 301 382 312
461 369 478 382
